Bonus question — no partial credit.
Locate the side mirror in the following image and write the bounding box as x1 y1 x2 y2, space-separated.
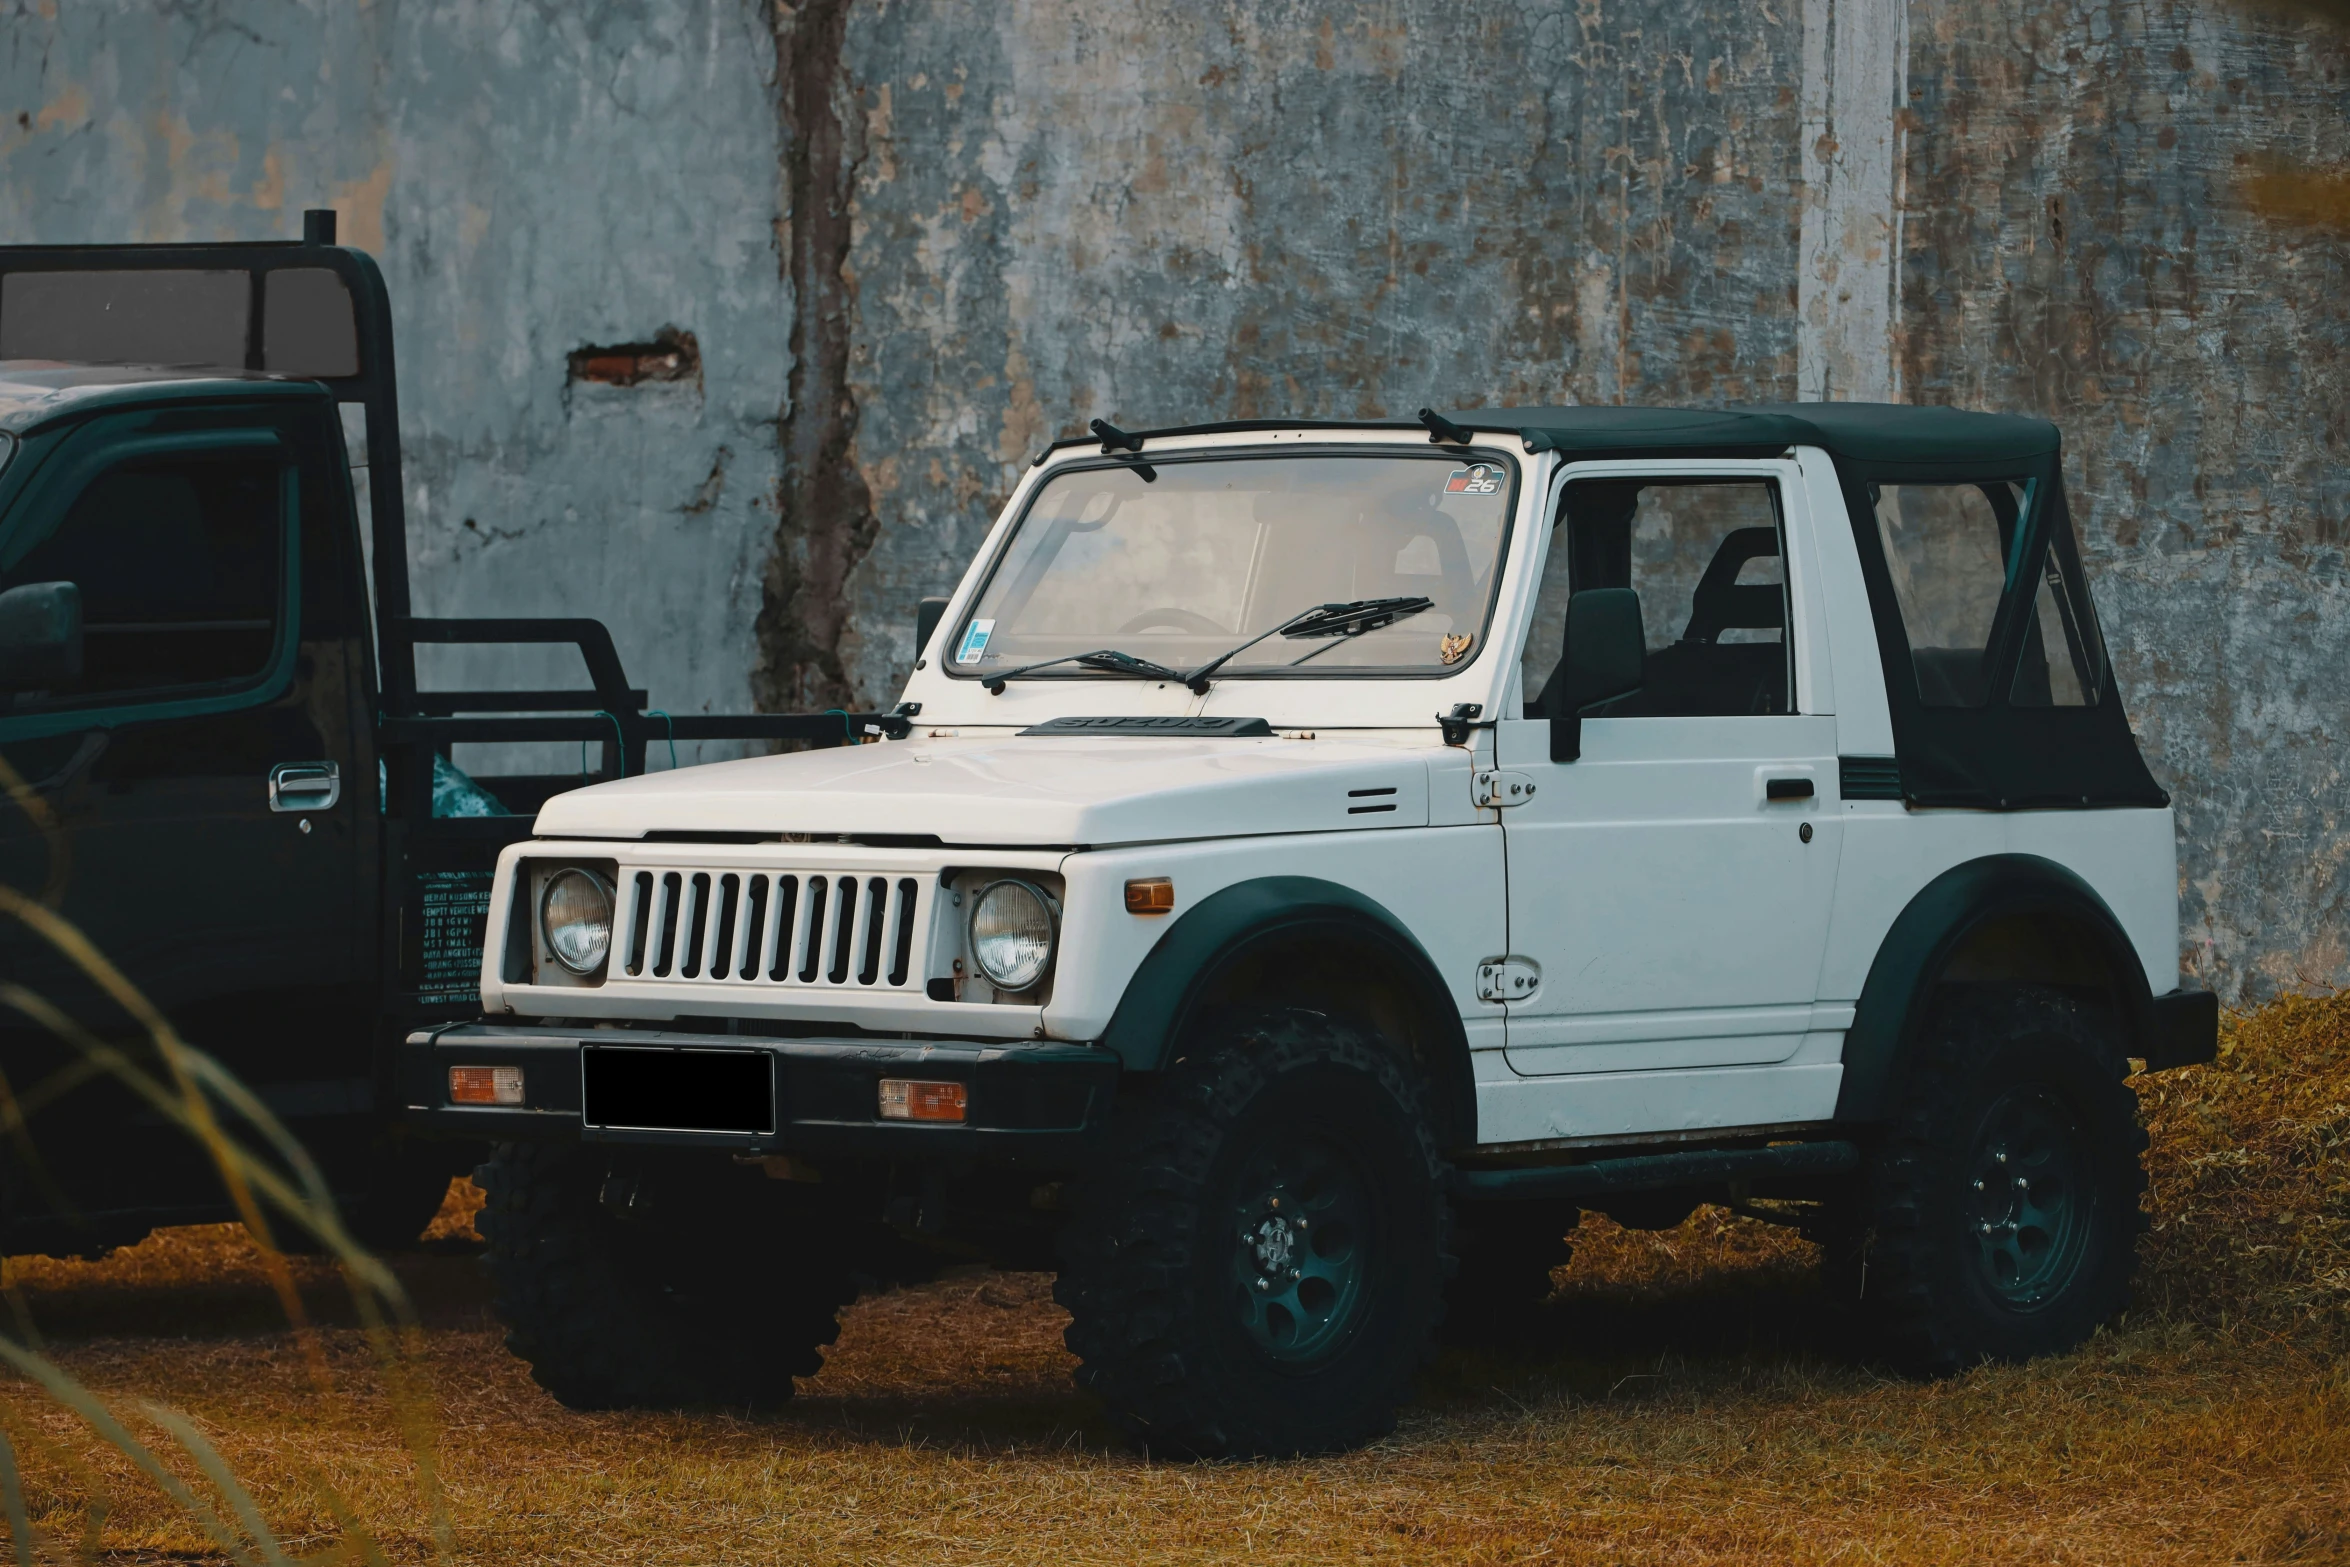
0 581 83 690
1548 588 1644 762
915 596 951 662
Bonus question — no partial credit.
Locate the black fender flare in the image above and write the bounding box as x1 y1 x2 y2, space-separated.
1833 853 2159 1123
1097 875 1476 1146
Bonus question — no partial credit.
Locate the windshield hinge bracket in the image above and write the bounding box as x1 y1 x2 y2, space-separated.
1418 407 1474 446
1090 417 1143 454
1438 702 1486 747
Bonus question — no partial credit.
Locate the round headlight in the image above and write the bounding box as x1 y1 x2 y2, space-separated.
540 868 613 975
969 879 1056 992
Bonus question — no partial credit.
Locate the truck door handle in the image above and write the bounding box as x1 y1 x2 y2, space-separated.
1765 777 1814 801
268 761 341 812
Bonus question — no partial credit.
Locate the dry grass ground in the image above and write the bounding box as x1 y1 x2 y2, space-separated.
0 996 2344 1565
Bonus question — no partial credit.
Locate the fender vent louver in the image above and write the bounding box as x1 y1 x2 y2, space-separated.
1838 756 1902 801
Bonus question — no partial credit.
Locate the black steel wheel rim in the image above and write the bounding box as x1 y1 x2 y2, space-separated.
1226 1134 1375 1366
1965 1086 2092 1310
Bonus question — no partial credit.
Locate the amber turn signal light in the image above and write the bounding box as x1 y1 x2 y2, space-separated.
878 1079 967 1122
1125 877 1175 914
449 1065 524 1106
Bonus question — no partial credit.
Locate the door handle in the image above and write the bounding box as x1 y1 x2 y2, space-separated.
1765 777 1815 801
268 760 341 813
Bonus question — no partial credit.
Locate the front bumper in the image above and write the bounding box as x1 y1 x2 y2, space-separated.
400 1022 1120 1162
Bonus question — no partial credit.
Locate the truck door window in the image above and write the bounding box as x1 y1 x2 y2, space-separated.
1870 481 2028 707
0 454 285 708
1522 479 1792 718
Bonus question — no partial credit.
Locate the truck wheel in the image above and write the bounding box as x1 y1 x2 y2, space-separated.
1856 985 2147 1373
475 1142 853 1410
1055 1009 1452 1457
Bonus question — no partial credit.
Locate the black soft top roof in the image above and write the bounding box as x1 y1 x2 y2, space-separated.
1039 402 2061 468
1474 402 2061 465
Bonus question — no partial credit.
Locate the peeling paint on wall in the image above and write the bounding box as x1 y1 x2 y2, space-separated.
755 0 879 717
1799 0 1907 401
0 1 791 770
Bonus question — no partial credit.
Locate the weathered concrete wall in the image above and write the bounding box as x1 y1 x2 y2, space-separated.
829 0 1807 704
4 0 2346 997
0 0 787 765
1894 0 2350 994
823 0 2350 1000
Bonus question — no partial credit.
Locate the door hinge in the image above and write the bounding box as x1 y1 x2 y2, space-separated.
1476 958 1541 1003
1472 769 1537 808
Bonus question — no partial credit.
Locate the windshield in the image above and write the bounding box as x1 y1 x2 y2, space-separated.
950 451 1516 679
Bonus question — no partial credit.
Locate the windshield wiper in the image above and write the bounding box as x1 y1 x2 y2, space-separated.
981 647 1188 695
1180 596 1435 693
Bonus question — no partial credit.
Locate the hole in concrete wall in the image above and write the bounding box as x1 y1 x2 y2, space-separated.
567 326 699 388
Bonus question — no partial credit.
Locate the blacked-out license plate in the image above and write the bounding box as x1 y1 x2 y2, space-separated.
581 1046 774 1134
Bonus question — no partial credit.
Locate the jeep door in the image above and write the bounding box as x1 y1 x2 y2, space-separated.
0 400 375 1226
1490 462 1847 1124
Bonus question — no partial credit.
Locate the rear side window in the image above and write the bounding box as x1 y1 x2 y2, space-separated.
0 454 286 707
1871 481 2028 707
2011 517 2108 707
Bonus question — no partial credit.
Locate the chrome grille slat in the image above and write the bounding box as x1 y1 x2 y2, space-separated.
763 874 795 981
733 874 763 981
888 878 917 987
701 873 725 978
649 871 679 977
800 876 828 983
677 872 708 979
857 877 885 985
573 861 932 992
616 871 647 976
823 875 855 984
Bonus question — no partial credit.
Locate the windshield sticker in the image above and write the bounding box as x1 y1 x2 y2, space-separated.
1444 463 1504 496
1439 631 1474 665
955 619 996 664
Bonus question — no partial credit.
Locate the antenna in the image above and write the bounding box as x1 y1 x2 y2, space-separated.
302 208 338 246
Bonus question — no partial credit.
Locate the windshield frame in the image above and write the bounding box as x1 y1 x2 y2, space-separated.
942 442 1523 685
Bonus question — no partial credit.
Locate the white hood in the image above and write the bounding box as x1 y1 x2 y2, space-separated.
530 734 1439 846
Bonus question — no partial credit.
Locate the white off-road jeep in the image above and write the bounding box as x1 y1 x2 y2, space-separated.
407 403 2215 1456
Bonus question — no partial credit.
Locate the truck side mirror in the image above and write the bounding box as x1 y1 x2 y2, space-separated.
915 596 950 661
0 581 83 690
1548 587 1644 762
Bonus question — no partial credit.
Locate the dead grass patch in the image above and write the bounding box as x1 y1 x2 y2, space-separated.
0 996 2344 1564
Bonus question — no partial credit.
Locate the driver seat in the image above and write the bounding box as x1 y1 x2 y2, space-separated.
1609 526 1789 717
1679 526 1784 644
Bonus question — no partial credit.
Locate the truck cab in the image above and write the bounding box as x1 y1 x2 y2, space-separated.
0 219 879 1256
414 405 2215 1455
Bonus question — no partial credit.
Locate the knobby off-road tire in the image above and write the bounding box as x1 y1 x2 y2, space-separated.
476 1143 856 1411
1854 984 2148 1374
1055 1009 1454 1457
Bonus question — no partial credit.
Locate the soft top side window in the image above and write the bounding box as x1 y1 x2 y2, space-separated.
2010 509 2108 708
1870 481 2028 708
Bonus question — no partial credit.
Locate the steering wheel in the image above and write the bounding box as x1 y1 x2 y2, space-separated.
1117 607 1228 635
